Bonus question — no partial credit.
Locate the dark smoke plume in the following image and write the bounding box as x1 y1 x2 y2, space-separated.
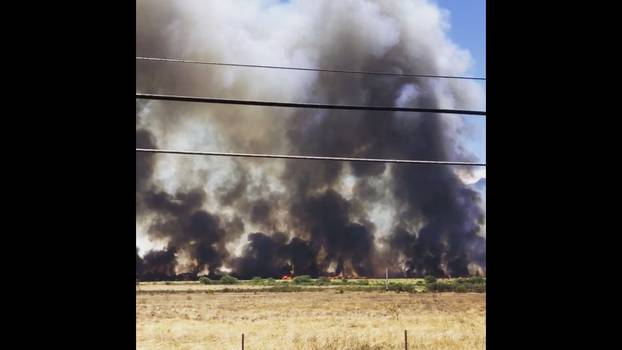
139 246 176 281
136 0 486 279
290 189 376 276
231 233 321 279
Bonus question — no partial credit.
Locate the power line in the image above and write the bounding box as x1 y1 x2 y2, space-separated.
136 148 486 166
136 56 486 81
136 93 486 116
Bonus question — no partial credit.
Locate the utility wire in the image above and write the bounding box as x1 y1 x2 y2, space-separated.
136 148 486 166
136 93 486 116
136 56 486 81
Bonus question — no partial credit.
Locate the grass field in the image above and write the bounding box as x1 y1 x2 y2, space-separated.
137 277 485 294
136 282 485 350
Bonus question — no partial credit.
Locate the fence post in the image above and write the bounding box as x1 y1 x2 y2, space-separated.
242 333 244 350
404 330 408 350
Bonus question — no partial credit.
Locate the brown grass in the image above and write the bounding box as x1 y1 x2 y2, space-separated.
137 291 485 350
137 282 341 292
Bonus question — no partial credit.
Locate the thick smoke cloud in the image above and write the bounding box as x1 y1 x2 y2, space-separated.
290 189 376 276
231 233 321 278
139 247 176 281
136 0 485 279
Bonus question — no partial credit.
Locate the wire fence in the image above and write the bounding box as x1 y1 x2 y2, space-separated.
237 331 412 350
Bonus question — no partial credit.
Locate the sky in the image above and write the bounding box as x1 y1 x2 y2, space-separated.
436 0 485 77
436 0 486 165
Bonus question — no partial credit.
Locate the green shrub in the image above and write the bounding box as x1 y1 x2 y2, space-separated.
389 283 416 293
416 280 425 286
199 276 212 285
426 282 452 292
316 276 331 285
251 276 263 283
426 281 485 293
220 274 238 284
355 279 369 285
454 284 468 293
293 275 312 284
424 275 437 284
467 276 485 284
265 277 276 284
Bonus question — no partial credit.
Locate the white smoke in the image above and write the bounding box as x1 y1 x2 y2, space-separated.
136 0 485 275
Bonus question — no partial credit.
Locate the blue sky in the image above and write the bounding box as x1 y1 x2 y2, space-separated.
436 0 486 164
437 0 486 161
436 0 486 77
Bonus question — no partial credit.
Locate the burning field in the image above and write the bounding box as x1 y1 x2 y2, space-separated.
136 0 486 283
136 1 486 348
136 290 485 350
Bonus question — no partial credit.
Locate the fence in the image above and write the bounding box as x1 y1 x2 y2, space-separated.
238 330 411 350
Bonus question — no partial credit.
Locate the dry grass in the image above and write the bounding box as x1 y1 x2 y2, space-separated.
137 282 342 292
137 291 485 350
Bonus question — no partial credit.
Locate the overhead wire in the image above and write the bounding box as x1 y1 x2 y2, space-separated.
136 148 486 166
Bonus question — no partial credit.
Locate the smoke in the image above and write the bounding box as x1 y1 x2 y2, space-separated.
136 0 485 279
289 189 377 276
138 247 176 281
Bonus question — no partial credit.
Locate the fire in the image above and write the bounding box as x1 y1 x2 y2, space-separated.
281 275 292 280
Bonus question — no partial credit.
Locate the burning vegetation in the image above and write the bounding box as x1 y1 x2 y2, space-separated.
136 0 485 281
